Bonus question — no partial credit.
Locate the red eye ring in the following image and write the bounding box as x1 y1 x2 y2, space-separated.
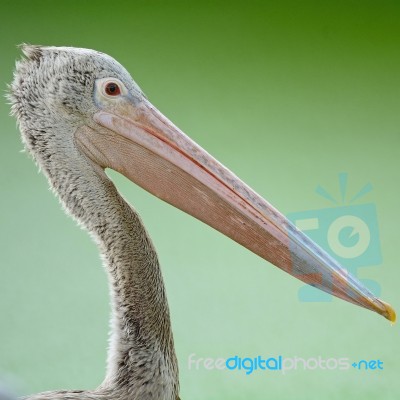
105 82 121 96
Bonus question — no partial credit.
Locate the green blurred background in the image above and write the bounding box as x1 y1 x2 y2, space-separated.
0 1 399 399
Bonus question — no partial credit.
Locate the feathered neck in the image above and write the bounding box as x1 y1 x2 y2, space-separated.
26 124 179 399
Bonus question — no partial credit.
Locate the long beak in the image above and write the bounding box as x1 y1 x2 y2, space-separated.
77 98 395 322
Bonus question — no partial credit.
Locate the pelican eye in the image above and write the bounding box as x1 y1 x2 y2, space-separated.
105 82 121 96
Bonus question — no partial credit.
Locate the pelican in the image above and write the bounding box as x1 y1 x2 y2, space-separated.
8 45 395 400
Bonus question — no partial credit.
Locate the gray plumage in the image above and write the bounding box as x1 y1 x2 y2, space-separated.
9 45 180 400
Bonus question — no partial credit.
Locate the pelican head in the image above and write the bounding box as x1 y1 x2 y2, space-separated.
9 44 395 324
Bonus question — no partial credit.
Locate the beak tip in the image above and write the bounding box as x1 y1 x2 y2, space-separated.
379 300 396 324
